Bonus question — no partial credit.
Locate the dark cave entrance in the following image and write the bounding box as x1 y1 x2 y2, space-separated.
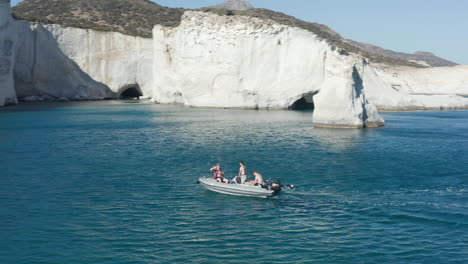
119 85 143 99
289 92 315 110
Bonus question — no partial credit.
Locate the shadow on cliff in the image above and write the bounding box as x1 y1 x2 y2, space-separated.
352 66 368 121
13 21 116 101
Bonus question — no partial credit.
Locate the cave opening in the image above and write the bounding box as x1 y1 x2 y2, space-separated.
119 86 143 99
289 93 315 110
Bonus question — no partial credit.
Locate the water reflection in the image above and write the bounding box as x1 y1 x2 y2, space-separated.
2 101 370 152
150 106 366 151
311 128 370 151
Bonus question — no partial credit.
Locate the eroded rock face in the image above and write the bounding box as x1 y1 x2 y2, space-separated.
312 59 384 128
1 15 152 104
362 65 468 111
0 0 18 106
13 23 114 101
43 24 153 97
9 22 153 102
0 0 115 105
153 11 384 128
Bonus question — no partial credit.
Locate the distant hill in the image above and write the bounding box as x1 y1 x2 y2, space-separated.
346 41 457 67
211 0 254 11
12 0 455 67
13 0 184 38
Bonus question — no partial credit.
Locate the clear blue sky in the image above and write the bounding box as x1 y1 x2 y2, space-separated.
11 0 468 65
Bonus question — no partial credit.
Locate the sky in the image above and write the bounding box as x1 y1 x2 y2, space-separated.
11 0 468 65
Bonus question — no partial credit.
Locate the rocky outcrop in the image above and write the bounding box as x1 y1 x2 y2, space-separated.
211 0 254 11
153 11 384 128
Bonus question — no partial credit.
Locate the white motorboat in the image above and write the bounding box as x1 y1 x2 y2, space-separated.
198 176 283 198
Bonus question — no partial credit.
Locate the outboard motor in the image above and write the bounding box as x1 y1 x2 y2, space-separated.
262 179 293 194
270 180 282 194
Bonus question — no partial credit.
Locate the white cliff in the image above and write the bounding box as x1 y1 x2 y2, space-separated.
0 0 17 106
387 66 468 95
1 0 154 105
363 65 468 110
43 24 153 97
153 11 384 128
0 0 114 105
153 11 468 125
14 23 114 101
2 0 468 128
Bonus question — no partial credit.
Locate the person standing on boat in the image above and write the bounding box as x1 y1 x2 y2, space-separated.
252 171 264 185
233 160 248 184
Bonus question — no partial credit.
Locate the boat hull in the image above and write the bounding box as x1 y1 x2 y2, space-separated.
198 177 277 198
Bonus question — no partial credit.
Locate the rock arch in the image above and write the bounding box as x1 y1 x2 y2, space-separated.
118 84 143 99
289 92 317 110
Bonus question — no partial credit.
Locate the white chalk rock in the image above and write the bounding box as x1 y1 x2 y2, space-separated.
43 24 153 97
1 0 466 129
0 0 115 105
153 11 384 128
13 22 114 101
0 0 18 106
1 0 143 105
397 66 468 95
362 64 468 110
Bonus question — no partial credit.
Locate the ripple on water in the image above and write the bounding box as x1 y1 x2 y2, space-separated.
0 103 467 264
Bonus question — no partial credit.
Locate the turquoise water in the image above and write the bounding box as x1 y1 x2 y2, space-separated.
0 101 467 264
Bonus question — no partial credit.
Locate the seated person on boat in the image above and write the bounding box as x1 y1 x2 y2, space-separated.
249 171 264 186
210 164 229 183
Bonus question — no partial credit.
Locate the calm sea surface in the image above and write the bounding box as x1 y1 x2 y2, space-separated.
0 101 467 264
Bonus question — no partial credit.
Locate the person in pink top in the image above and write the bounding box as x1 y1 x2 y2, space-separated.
210 163 229 183
210 164 221 179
